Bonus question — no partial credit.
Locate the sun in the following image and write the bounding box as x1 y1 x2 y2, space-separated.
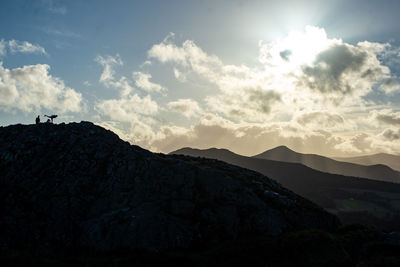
261 26 335 74
284 26 333 65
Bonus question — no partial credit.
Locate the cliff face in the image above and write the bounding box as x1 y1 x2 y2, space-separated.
0 122 339 253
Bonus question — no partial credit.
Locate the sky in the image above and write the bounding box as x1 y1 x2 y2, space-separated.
1 0 400 157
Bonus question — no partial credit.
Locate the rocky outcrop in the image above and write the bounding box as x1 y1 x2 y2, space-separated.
0 122 339 254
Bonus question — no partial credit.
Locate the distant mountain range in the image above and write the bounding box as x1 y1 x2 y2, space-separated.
170 147 400 230
253 146 400 183
170 147 400 195
334 153 400 172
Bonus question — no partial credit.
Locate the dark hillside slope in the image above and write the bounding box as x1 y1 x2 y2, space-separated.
253 146 400 183
0 122 338 255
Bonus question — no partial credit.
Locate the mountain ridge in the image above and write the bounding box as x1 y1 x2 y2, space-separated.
334 153 400 172
171 146 400 229
171 147 400 194
253 145 400 183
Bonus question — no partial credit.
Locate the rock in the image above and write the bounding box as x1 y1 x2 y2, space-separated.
0 121 339 254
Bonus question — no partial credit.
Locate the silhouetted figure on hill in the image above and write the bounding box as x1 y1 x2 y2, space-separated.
35 115 40 124
45 114 58 123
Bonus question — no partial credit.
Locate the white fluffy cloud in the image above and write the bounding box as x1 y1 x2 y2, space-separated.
168 98 202 118
148 36 283 121
0 62 82 113
144 112 400 156
149 27 399 122
133 71 166 92
94 27 400 157
94 54 160 144
97 120 156 149
96 94 158 122
147 113 358 156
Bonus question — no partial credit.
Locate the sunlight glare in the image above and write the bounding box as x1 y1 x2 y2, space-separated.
261 26 337 74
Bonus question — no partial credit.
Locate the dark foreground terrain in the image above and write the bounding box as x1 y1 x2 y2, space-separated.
1 122 399 266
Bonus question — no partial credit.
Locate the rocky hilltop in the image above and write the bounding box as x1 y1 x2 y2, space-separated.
0 122 338 255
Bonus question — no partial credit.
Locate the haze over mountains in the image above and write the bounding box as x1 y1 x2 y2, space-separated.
171 147 400 195
334 153 400 172
171 147 400 230
254 146 400 183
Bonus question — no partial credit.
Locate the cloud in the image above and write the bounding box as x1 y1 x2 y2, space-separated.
380 77 400 93
148 40 187 65
334 133 373 154
94 27 400 157
94 55 155 98
95 54 123 84
247 89 281 114
336 129 400 155
296 112 345 129
298 41 392 104
133 72 166 92
173 68 186 82
206 88 281 121
381 128 400 141
94 54 160 145
8 40 47 55
148 34 282 121
95 55 159 120
148 38 223 83
0 40 6 57
148 113 351 156
301 44 367 94
0 39 47 57
40 0 67 14
96 94 158 122
140 60 152 67
83 81 92 86
97 120 156 149
149 27 400 124
280 50 292 61
371 109 400 126
145 112 400 157
258 26 336 70
0 62 82 113
42 28 80 38
168 98 203 118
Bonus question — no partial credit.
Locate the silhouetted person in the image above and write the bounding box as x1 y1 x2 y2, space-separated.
46 119 51 123
35 115 40 124
45 114 58 123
